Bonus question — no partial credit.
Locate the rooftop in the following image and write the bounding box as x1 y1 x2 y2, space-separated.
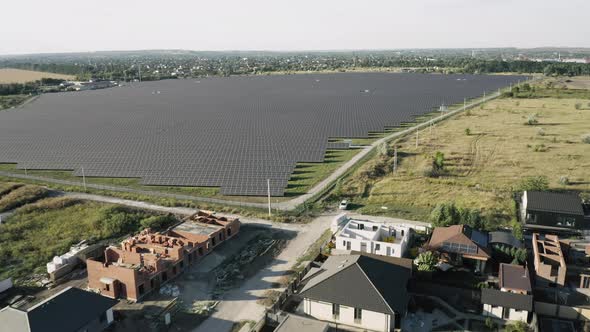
0 287 118 332
428 225 490 259
299 252 412 315
525 191 584 216
499 263 531 293
481 288 533 311
274 314 329 332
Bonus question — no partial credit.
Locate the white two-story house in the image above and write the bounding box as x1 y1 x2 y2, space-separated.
332 215 411 258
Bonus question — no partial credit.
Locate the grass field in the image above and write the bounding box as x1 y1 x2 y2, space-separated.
0 68 74 84
0 184 178 282
338 87 590 223
0 95 29 110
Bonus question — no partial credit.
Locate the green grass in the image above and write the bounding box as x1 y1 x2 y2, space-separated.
284 149 360 197
0 196 178 282
0 95 29 110
0 184 50 212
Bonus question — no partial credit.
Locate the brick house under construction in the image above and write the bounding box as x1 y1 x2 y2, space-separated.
87 211 240 301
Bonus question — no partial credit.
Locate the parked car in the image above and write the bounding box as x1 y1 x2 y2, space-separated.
339 200 349 210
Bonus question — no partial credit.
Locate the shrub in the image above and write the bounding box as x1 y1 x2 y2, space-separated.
518 176 549 191
575 103 582 110
140 214 178 230
537 128 545 136
430 202 484 230
583 134 590 144
533 144 547 152
465 128 471 136
526 114 538 125
559 176 570 186
505 321 531 332
377 142 393 158
416 251 438 272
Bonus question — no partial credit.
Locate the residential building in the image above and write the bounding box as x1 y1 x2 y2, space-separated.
482 263 533 322
427 224 490 272
489 230 523 249
333 215 411 258
274 314 329 332
87 211 239 301
532 233 566 287
521 191 587 231
0 287 117 332
299 253 412 332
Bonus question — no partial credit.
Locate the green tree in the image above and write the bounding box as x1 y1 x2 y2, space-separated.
505 321 530 332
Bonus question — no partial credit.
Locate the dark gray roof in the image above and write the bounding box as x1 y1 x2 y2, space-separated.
489 231 523 248
299 253 412 315
481 288 533 311
526 191 584 216
27 287 118 332
499 263 531 292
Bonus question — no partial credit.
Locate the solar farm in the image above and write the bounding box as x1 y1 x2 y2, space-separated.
0 73 526 196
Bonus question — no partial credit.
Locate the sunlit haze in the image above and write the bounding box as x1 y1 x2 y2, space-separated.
2 0 589 55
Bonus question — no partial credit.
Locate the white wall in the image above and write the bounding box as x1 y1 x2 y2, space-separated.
483 304 528 322
106 308 114 324
304 298 392 332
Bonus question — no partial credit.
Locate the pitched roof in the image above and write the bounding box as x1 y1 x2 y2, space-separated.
489 231 523 248
299 253 412 315
27 287 118 332
499 263 531 293
481 288 533 311
428 225 490 259
525 191 584 216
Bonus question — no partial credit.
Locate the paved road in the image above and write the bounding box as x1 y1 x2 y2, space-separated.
0 90 505 212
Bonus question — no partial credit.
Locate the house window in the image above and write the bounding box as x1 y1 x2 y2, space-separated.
375 243 381 251
219 233 223 241
372 225 378 231
172 266 177 274
503 307 510 319
343 240 346 247
150 278 155 289
198 247 204 255
163 272 168 282
358 223 364 230
401 230 405 236
354 308 362 324
212 237 217 246
227 227 232 237
105 284 110 292
332 303 340 320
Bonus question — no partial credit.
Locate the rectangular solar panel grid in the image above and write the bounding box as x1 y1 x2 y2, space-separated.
0 73 527 196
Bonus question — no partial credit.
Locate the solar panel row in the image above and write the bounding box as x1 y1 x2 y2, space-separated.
0 73 527 196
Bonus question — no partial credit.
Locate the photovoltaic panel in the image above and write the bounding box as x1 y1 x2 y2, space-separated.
0 73 527 196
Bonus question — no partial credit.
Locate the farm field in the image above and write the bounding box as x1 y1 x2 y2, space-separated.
338 87 590 223
0 182 178 283
0 68 75 83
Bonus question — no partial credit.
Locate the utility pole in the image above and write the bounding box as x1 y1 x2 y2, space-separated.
267 179 272 217
415 131 419 149
24 167 27 176
393 146 398 173
464 98 466 110
138 64 142 82
82 166 87 191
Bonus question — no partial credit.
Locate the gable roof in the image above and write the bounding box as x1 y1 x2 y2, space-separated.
428 225 490 259
499 263 531 293
481 288 533 311
525 191 584 216
26 287 117 332
299 253 412 315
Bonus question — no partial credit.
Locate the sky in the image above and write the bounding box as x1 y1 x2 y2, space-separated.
2 0 589 55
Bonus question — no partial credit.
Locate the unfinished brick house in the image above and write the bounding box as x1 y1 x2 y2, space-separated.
87 211 240 301
532 233 567 287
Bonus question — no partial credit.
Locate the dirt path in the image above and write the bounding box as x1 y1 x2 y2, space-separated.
192 213 335 332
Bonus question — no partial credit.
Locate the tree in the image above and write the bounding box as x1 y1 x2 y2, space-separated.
416 251 438 272
505 321 531 332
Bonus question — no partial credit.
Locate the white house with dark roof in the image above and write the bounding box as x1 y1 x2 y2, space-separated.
298 252 412 332
482 263 532 322
0 287 118 332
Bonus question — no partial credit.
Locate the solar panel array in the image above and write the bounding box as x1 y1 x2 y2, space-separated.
441 241 478 255
0 73 526 196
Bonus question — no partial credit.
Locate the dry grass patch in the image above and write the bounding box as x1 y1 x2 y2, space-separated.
0 68 74 84
340 97 590 222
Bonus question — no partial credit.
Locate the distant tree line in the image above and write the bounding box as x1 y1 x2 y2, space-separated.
2 54 590 85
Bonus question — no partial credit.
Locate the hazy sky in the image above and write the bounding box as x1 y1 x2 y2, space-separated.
2 0 589 55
